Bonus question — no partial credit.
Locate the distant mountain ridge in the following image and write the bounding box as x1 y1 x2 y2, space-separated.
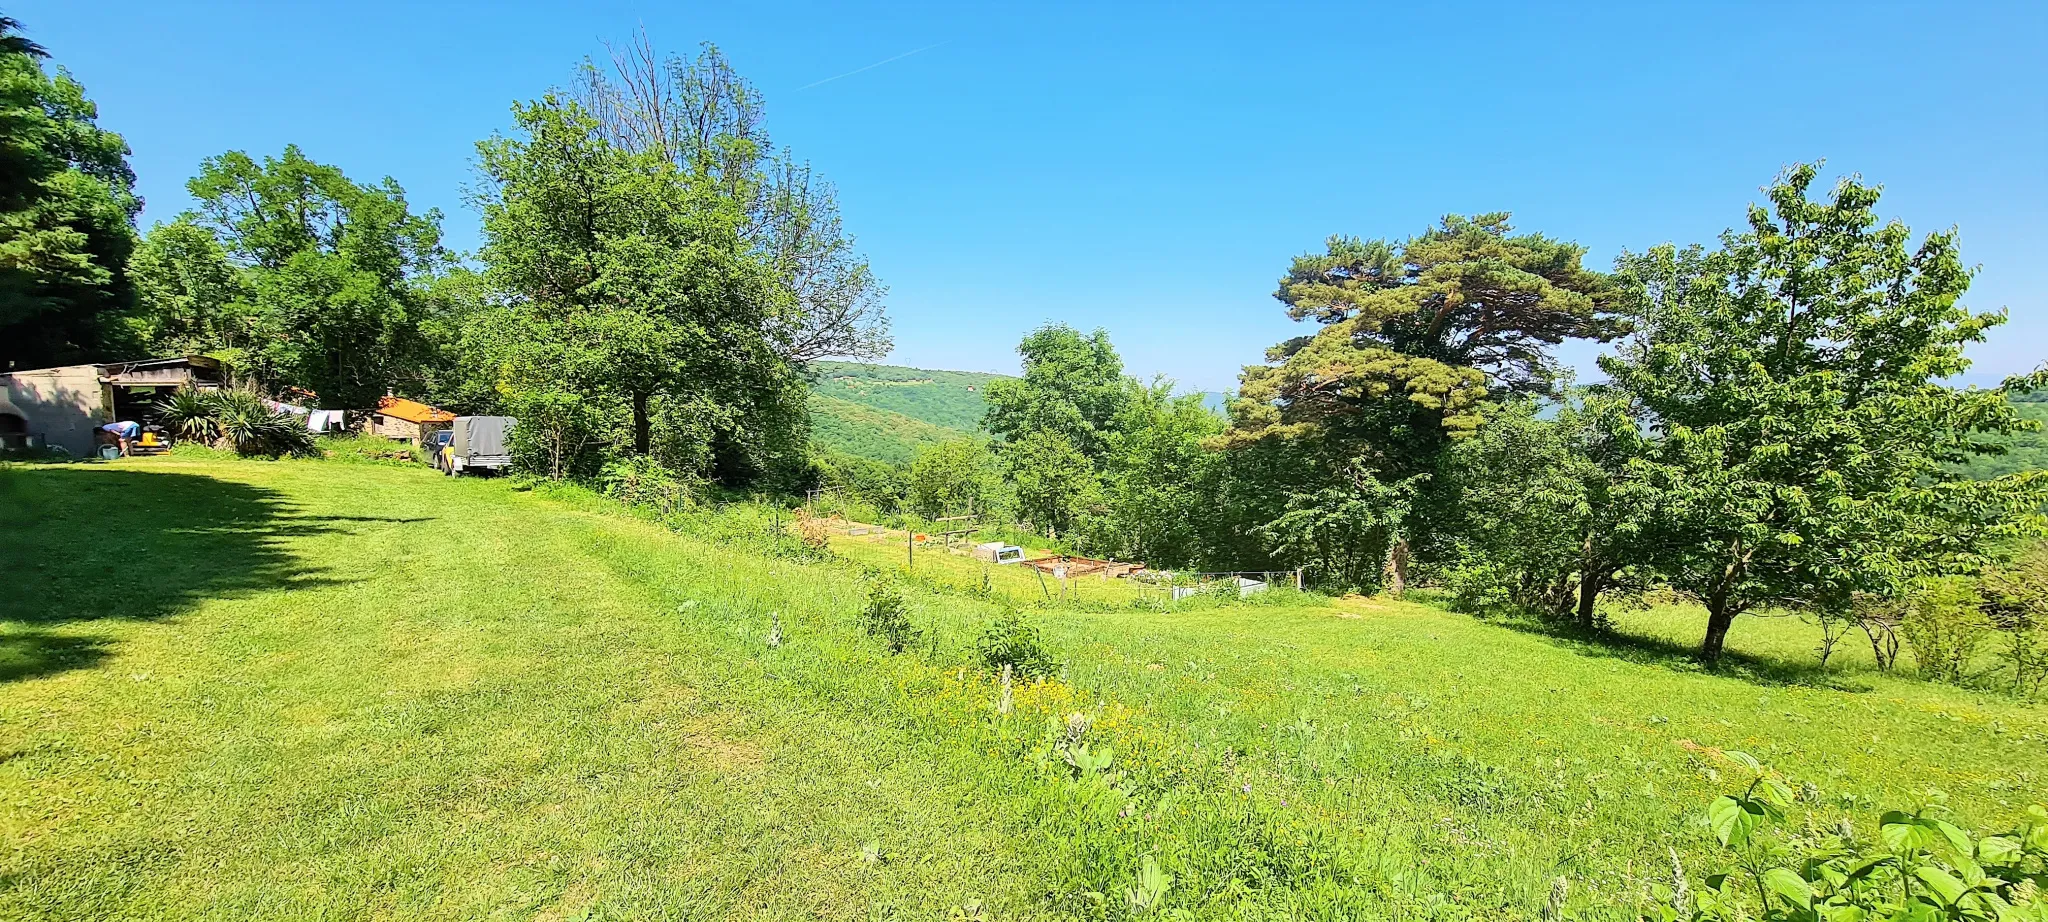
806 361 1010 464
806 362 1234 465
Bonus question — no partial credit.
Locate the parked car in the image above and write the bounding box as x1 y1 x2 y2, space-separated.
442 416 515 476
423 429 453 470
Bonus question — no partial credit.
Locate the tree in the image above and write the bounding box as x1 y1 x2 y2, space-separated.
1603 165 2048 662
572 35 889 364
1440 396 1659 627
1225 214 1619 592
1090 384 1226 568
158 145 451 407
1005 429 1099 539
982 324 1136 462
907 438 1001 519
467 92 803 484
0 15 140 368
126 218 254 357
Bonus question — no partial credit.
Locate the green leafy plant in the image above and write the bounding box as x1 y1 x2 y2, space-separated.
1665 753 2048 922
1903 577 1993 685
858 579 920 653
157 387 218 443
157 387 316 458
975 611 1055 679
1127 856 1172 915
1983 544 2048 698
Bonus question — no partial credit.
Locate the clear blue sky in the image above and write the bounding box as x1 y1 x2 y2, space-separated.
15 0 2045 392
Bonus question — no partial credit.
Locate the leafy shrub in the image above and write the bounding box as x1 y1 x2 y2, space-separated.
858 579 920 653
1902 577 1992 684
976 611 1055 679
157 387 217 443
157 387 316 458
599 455 697 515
1983 544 2048 698
1444 561 1517 617
208 389 317 458
1667 751 2048 922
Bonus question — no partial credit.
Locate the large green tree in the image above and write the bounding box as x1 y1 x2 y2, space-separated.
572 37 890 364
0 16 140 368
1439 395 1660 627
982 324 1136 461
1604 165 2048 662
129 145 451 408
1226 214 1619 591
467 93 803 484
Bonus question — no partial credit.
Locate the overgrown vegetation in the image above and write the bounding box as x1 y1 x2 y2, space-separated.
155 386 316 457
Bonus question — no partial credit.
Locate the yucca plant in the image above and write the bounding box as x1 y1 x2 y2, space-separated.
156 387 219 443
165 387 317 457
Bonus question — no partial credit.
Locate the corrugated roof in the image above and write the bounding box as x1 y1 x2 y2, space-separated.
375 396 455 424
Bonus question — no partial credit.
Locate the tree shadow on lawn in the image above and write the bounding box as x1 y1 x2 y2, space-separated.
0 466 423 684
1479 612 1874 692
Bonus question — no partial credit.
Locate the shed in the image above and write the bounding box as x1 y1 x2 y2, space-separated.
0 356 224 456
370 396 455 444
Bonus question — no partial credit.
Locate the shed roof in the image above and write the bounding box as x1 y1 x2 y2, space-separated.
375 396 455 424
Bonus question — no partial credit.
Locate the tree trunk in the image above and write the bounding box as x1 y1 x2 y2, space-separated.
1384 538 1409 598
1701 598 1736 664
631 391 650 455
1575 569 1602 631
1575 532 1603 630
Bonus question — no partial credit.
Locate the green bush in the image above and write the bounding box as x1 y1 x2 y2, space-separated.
1902 577 1993 684
975 610 1055 678
155 387 317 458
858 579 920 653
599 455 698 515
1983 544 2048 698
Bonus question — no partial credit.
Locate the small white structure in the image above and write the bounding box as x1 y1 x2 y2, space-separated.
972 542 1025 565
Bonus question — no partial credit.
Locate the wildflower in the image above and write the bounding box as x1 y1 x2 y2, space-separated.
766 611 782 649
1241 783 1252 794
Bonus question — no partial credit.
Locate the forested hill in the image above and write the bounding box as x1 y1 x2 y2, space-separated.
1952 391 2048 480
806 362 1011 463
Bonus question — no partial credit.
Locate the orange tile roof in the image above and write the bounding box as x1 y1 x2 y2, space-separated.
376 396 455 424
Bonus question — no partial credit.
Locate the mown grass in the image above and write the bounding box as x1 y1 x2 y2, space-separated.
4 458 2045 920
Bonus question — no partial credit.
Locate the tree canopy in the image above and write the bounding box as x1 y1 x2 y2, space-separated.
0 16 139 368
1224 214 1621 591
1600 165 2048 660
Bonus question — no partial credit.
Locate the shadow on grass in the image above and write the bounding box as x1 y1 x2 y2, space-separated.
0 465 421 683
1478 611 1874 692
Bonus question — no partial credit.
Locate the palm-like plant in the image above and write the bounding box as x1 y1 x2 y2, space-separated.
155 387 317 457
157 387 218 443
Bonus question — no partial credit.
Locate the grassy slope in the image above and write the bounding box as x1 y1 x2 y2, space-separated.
807 392 969 465
4 459 2046 920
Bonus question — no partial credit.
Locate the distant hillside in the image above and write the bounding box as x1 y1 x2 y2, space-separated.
808 392 968 465
1952 393 2048 480
809 361 1006 432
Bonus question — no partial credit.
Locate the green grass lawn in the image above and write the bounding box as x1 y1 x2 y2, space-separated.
4 458 2045 920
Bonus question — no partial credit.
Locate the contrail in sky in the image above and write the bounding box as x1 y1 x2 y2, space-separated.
797 41 948 91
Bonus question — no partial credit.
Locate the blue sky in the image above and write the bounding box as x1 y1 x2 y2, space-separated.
16 0 2045 392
